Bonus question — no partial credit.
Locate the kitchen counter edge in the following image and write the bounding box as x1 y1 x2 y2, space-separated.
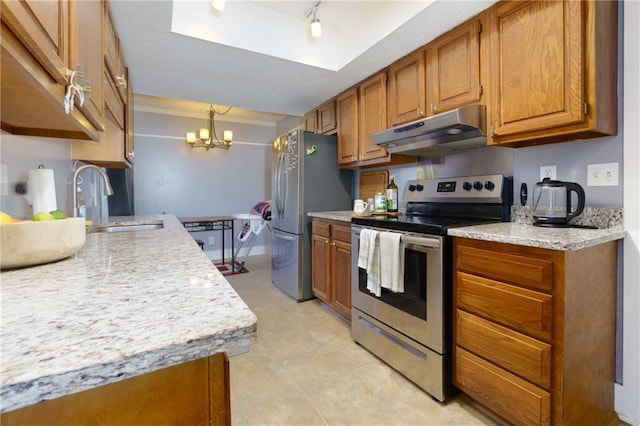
448 222 627 251
0 214 257 413
307 211 354 222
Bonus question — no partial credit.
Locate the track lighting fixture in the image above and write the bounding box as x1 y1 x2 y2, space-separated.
306 2 322 38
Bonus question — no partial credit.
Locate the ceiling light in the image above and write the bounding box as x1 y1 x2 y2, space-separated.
306 2 322 38
211 0 226 12
311 17 322 38
185 105 233 151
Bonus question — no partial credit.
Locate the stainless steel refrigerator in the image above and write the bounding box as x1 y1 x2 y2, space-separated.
271 130 353 301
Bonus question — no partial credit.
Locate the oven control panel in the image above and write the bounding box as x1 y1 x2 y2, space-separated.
405 174 511 203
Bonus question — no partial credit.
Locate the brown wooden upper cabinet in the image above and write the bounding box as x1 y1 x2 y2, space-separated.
304 99 337 134
317 99 337 134
426 15 484 115
1 0 102 140
73 4 133 168
69 0 105 132
337 87 359 165
388 49 426 126
337 72 415 169
304 110 317 133
487 0 617 146
357 72 390 163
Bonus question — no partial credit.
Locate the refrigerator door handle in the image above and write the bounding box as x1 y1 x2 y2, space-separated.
275 152 286 219
274 231 296 242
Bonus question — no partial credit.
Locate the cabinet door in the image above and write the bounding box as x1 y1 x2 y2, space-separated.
336 87 359 165
311 233 331 302
125 67 135 164
317 99 337 134
69 0 105 131
488 0 584 139
428 17 482 115
331 239 352 319
358 72 389 162
304 110 317 133
388 49 426 125
1 0 68 84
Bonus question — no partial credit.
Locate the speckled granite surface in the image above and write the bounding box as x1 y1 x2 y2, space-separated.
0 215 257 413
307 210 354 222
448 222 626 251
307 208 626 251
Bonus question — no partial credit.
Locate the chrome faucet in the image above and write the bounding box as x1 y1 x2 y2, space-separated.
72 164 114 218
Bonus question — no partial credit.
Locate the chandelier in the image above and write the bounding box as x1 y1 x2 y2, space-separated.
185 105 233 150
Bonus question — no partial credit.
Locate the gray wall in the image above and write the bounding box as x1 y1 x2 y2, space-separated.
133 110 278 259
0 135 74 219
357 133 623 209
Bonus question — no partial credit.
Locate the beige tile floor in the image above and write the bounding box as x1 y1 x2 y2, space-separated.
226 254 496 426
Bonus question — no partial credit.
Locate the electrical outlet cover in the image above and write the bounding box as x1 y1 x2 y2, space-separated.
540 165 557 181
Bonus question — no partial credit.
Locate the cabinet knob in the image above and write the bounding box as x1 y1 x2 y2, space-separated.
489 126 496 137
128 151 135 159
331 241 336 246
431 104 436 113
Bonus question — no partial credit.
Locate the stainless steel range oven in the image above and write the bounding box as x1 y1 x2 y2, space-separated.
351 174 512 402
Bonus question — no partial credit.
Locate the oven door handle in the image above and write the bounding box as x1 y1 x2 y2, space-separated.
401 235 441 249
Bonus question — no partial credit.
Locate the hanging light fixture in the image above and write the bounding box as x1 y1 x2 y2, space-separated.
185 105 233 150
306 2 322 38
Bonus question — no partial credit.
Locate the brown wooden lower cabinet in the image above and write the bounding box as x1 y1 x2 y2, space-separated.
453 238 619 426
1 352 231 426
311 218 352 319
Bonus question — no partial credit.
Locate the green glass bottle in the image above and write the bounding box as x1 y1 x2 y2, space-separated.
386 177 398 212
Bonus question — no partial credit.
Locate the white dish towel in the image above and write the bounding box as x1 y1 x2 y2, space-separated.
358 228 381 297
380 231 404 293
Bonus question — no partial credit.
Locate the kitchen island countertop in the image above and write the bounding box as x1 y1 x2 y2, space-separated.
0 214 257 413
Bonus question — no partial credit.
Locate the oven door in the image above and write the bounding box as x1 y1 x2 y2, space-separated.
351 225 444 353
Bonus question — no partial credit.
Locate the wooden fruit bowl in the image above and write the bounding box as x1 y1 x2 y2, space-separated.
1 217 86 270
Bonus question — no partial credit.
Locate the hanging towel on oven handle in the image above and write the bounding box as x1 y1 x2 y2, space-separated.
380 231 404 293
358 228 381 297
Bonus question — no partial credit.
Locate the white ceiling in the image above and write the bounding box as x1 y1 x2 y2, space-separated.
109 0 495 123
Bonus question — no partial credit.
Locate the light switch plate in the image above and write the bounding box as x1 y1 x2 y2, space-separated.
587 162 619 187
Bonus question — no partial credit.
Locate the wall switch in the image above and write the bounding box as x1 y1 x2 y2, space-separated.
208 236 215 245
540 165 557 180
587 162 619 186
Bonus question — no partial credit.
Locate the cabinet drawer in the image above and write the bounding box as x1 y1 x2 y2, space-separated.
312 220 330 238
331 224 351 243
456 244 553 292
456 310 551 389
455 347 550 426
456 272 552 341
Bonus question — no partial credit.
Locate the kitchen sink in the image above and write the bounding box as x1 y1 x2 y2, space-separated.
91 221 164 233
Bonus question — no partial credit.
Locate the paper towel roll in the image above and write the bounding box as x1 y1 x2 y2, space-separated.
28 168 57 214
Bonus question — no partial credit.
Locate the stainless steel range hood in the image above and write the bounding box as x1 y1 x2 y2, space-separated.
373 104 487 156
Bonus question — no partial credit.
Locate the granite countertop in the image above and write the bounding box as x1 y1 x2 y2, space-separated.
0 214 257 413
307 211 354 222
448 223 627 251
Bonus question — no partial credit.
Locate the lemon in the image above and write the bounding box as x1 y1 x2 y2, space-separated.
0 211 13 223
50 209 66 220
33 211 55 221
